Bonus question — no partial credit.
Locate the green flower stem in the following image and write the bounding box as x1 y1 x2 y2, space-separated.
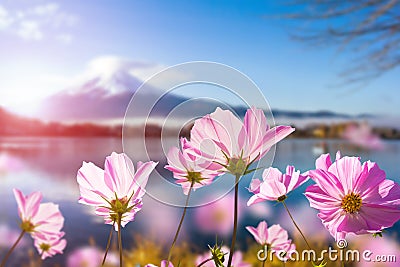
227 173 241 267
281 200 312 250
0 229 25 267
102 221 115 266
166 181 195 265
117 214 123 267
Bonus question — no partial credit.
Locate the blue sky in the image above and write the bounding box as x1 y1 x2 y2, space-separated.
0 0 399 116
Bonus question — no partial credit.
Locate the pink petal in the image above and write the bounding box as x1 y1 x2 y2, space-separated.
161 260 174 267
376 179 400 204
267 224 289 247
262 167 283 182
246 224 264 245
33 203 64 235
307 169 344 200
259 180 286 200
328 156 363 194
257 126 295 159
286 169 309 193
241 107 268 158
13 189 42 221
104 152 135 197
317 209 346 239
190 108 243 160
248 179 261 194
304 185 342 210
335 151 342 161
165 146 187 173
77 162 112 204
336 213 369 234
187 122 224 162
130 161 158 199
315 153 332 171
354 161 386 199
359 204 400 231
247 194 268 206
207 107 243 156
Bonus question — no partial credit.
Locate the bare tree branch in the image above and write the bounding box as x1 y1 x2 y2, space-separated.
278 0 400 84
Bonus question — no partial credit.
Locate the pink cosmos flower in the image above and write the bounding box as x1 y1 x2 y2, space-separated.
305 152 400 240
246 221 295 252
354 235 400 267
184 107 294 174
33 232 67 260
247 166 308 205
193 193 243 236
195 246 250 267
0 154 23 174
145 261 174 267
342 123 384 150
0 224 27 248
67 246 103 267
77 152 158 230
165 138 220 194
13 189 64 237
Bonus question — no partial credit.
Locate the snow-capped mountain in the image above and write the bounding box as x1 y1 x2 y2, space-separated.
32 57 239 122
33 57 187 121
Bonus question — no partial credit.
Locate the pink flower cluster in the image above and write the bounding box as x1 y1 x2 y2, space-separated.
247 150 400 242
13 189 66 259
71 106 400 266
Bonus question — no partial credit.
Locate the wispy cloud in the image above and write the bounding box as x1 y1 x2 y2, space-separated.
0 2 78 43
0 5 13 30
56 33 73 44
17 20 42 40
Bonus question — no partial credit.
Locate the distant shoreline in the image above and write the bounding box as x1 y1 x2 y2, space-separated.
2 107 399 139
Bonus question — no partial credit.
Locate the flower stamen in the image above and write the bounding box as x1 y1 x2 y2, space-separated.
341 192 362 213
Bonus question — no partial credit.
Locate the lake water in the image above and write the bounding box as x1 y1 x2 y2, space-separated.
0 137 399 266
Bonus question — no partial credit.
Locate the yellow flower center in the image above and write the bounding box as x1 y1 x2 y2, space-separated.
20 220 35 233
341 192 362 213
186 171 204 184
39 243 51 252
